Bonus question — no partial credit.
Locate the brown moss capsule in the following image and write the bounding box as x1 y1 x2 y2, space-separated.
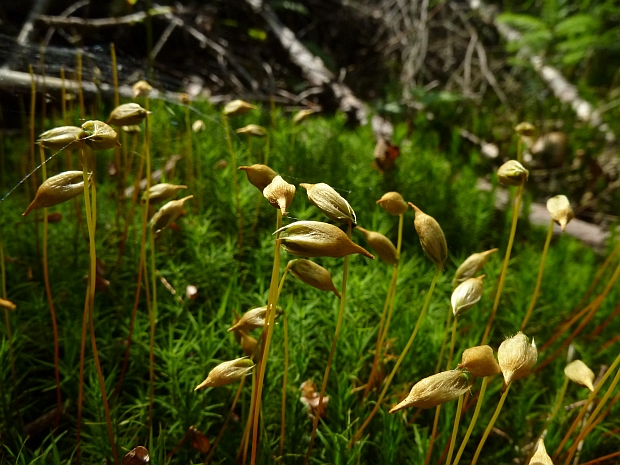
376 192 408 216
122 125 142 134
515 122 536 138
239 330 258 357
194 357 254 390
409 203 448 266
122 445 150 465
107 103 151 126
300 182 356 225
132 80 152 99
389 370 469 413
547 195 574 232
356 227 398 265
79 120 120 151
458 345 500 378
239 164 277 192
142 183 187 203
236 124 267 137
451 275 485 317
564 360 595 391
0 297 16 311
498 332 537 386
228 305 282 333
150 195 193 234
37 126 83 151
293 109 316 124
23 171 88 216
452 248 498 289
223 100 257 117
192 120 206 133
528 438 553 465
498 160 529 186
288 259 341 298
276 221 374 260
263 175 296 215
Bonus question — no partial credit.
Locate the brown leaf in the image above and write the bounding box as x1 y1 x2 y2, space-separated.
190 426 211 454
122 446 150 465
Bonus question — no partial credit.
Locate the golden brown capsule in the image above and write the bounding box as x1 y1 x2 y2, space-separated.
192 120 206 133
142 183 187 203
515 122 536 138
263 176 296 215
276 221 374 260
122 125 142 134
409 203 448 266
107 103 151 126
236 124 267 137
528 438 553 465
132 80 153 99
356 227 398 265
194 357 254 390
228 305 281 333
37 126 83 151
23 171 88 216
0 297 16 311
458 345 501 378
389 370 469 412
223 100 257 117
79 120 120 151
547 195 574 232
293 109 317 124
451 275 485 317
498 332 537 386
150 195 193 234
288 259 341 298
564 360 595 391
497 160 529 186
239 164 277 192
300 182 356 225
376 192 408 216
452 248 498 288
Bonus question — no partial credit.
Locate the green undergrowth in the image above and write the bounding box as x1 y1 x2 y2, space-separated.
0 98 618 464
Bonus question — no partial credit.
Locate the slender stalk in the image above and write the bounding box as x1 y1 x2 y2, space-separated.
110 43 123 234
434 310 452 374
223 114 243 263
110 44 119 108
447 315 458 370
470 383 511 465
1 234 20 429
81 148 119 465
39 144 62 424
517 137 522 164
481 183 524 345
250 209 283 465
184 106 195 205
60 68 67 124
563 362 620 464
148 227 156 433
303 222 353 465
349 264 442 448
521 219 554 330
452 376 490 465
446 394 465 465
76 286 89 463
205 376 246 464
277 267 290 463
28 67 40 261
425 405 442 465
77 51 84 119
251 134 270 231
364 213 404 398
241 370 257 465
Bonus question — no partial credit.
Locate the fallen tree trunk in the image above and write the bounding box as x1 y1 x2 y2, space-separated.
468 0 616 144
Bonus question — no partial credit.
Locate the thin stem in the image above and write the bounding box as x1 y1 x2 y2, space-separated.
425 405 442 465
148 228 156 433
250 209 283 465
239 370 257 465
517 137 522 164
434 310 453 374
76 286 89 464
447 315 458 370
481 183 524 345
564 362 620 464
521 219 554 330
277 267 290 463
223 114 243 264
205 376 246 464
82 148 119 465
304 222 353 464
349 264 442 448
470 383 511 465
39 145 62 425
452 376 490 465
77 51 84 119
252 134 270 231
365 213 404 398
446 393 465 465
